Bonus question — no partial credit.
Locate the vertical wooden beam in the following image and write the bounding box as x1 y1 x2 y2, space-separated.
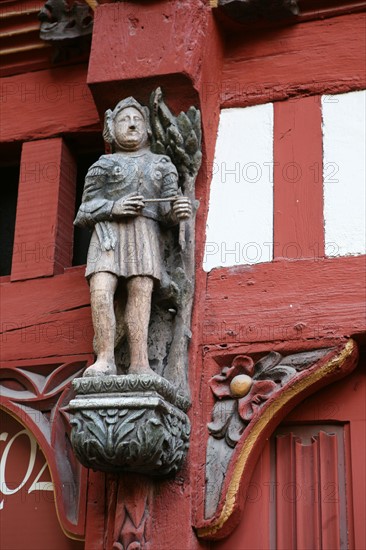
273 96 324 260
84 471 106 550
11 138 76 281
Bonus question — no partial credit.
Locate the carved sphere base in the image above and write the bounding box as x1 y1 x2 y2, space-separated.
68 374 190 476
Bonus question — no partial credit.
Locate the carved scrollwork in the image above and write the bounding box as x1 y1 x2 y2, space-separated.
207 349 328 445
0 356 92 538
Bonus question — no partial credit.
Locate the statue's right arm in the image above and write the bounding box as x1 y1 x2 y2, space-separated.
74 160 115 228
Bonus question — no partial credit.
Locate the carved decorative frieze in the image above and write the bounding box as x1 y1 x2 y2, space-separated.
196 340 358 539
73 374 190 412
69 374 190 475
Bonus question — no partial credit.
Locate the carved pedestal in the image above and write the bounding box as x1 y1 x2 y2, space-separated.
69 374 190 476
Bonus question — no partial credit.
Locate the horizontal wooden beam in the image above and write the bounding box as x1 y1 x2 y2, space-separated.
203 256 366 344
0 65 99 142
220 13 366 107
1 254 365 362
0 267 93 362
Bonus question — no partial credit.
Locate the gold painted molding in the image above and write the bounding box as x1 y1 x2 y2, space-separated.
85 0 99 10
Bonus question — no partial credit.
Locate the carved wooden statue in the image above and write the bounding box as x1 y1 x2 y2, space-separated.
74 92 200 389
75 96 191 377
69 90 201 474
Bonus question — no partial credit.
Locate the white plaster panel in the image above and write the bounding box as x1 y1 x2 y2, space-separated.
203 104 274 272
322 90 366 257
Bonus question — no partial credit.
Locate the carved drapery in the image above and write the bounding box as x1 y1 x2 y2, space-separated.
69 90 201 476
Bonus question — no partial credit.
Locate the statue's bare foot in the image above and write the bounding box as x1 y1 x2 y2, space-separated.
128 365 158 377
83 360 117 377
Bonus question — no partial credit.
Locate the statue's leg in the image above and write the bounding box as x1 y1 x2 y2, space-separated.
125 276 155 375
84 272 118 377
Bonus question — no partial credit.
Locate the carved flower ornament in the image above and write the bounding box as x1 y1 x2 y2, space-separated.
203 344 354 526
208 352 297 446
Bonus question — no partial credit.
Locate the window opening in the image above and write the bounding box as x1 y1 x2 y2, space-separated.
0 161 20 276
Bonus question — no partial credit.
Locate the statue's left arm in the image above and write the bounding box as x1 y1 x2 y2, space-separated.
159 158 192 224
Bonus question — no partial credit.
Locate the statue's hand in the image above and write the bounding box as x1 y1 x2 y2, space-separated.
172 197 192 220
112 195 145 217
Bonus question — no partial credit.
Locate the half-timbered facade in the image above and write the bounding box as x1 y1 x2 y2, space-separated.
1 1 365 548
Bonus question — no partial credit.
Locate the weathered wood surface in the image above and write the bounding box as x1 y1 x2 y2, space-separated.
2 255 364 361
1 2 365 548
0 267 93 361
220 13 366 107
0 65 99 142
203 256 366 345
89 1 208 85
84 471 106 550
87 1 218 117
274 96 324 259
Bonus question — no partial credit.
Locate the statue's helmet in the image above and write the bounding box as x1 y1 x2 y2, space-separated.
103 97 152 148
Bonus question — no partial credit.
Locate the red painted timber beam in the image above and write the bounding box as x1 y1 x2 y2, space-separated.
203 256 366 345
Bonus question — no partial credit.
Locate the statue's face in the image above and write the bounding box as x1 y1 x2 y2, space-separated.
113 107 148 151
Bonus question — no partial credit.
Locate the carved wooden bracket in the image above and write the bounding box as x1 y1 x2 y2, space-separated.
194 339 358 539
0 355 93 539
69 374 191 475
38 0 93 60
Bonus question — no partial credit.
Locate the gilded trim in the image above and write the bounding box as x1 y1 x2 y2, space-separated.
85 0 99 10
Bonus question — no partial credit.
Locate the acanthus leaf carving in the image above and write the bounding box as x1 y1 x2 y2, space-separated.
69 374 191 476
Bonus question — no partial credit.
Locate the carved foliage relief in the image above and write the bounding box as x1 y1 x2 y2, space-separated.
197 340 358 539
